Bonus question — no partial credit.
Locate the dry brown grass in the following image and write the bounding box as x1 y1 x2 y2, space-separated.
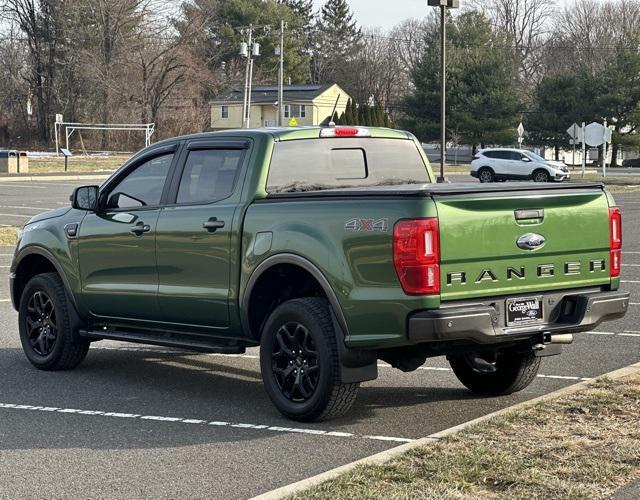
294 373 640 500
27 155 130 174
0 227 19 246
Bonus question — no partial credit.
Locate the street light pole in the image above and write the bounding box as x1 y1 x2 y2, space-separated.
428 1 459 183
439 4 446 183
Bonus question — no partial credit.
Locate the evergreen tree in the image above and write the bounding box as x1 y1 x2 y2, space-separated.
332 111 340 124
312 0 362 86
343 99 353 124
403 11 521 149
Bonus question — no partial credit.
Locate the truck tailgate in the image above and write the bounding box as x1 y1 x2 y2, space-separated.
435 188 612 301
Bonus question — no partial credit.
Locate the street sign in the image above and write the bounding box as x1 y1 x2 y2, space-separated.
55 114 63 124
584 122 607 147
567 123 583 142
517 123 525 137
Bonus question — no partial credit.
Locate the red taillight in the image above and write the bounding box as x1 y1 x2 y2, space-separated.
609 207 622 277
393 218 440 295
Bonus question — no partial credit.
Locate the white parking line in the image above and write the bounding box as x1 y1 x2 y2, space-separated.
0 213 32 218
622 264 640 267
622 280 640 283
0 403 413 444
0 205 54 211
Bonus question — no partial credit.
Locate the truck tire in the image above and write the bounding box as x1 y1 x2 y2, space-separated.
478 167 495 183
448 351 540 396
18 272 90 371
260 298 359 421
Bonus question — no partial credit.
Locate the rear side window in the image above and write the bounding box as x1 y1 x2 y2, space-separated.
176 149 243 204
267 138 429 192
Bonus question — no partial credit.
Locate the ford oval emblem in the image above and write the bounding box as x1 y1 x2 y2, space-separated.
517 233 546 251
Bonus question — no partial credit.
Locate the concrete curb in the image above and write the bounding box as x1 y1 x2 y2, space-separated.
0 174 110 183
251 361 640 500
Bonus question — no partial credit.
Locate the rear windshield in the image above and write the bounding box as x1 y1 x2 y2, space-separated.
266 138 431 193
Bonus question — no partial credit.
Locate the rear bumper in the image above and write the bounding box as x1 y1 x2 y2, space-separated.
408 290 629 345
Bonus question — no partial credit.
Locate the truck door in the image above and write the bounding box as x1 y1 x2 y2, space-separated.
78 148 177 320
155 140 249 329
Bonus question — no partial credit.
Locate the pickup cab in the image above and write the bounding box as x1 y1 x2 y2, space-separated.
10 126 629 421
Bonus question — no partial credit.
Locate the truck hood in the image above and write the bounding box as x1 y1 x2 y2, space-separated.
26 207 71 225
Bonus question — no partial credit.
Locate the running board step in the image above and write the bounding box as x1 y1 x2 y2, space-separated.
79 329 246 354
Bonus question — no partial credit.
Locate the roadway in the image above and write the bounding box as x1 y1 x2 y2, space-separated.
0 179 639 498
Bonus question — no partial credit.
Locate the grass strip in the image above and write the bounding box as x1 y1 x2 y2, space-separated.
27 155 129 174
293 373 640 500
0 227 19 246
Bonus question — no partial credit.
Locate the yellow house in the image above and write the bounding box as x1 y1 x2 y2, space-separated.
209 83 350 129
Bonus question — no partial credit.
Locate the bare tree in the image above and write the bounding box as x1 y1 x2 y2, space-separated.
2 0 61 142
471 0 556 89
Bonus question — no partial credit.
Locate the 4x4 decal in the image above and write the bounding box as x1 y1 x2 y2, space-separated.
345 218 389 232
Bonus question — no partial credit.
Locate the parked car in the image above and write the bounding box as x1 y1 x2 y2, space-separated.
471 148 570 183
11 127 627 421
622 157 640 168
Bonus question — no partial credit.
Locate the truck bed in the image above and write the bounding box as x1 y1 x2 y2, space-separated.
266 182 605 199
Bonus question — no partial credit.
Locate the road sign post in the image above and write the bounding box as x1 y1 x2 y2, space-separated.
517 122 524 148
581 122 586 178
567 123 582 169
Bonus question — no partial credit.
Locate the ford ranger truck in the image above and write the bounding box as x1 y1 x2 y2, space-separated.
10 126 629 421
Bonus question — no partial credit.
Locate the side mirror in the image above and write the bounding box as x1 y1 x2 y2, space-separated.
71 185 99 211
522 156 532 162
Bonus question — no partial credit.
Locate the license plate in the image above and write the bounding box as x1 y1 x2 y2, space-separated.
505 296 544 326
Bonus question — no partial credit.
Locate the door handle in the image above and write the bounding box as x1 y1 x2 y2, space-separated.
130 223 151 235
203 218 225 232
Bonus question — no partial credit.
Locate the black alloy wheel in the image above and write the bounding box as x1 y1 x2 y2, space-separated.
260 298 359 421
25 290 58 356
271 322 320 402
19 273 90 371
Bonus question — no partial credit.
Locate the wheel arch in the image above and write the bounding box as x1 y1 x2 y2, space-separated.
241 253 349 342
11 246 78 314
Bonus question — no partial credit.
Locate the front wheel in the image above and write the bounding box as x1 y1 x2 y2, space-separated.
260 298 359 421
532 169 551 182
448 350 540 396
478 168 495 183
18 273 90 370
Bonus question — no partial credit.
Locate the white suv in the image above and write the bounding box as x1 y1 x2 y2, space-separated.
471 148 570 183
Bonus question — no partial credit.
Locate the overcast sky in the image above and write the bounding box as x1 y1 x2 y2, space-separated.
312 1 586 30
311 0 429 29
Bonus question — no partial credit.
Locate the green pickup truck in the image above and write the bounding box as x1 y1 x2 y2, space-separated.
10 126 629 421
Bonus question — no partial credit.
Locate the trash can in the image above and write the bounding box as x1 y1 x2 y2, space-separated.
0 150 19 173
17 151 28 173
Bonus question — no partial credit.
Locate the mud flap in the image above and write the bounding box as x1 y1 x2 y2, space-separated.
331 311 377 384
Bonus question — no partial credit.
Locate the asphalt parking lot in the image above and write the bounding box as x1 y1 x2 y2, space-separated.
1 179 639 498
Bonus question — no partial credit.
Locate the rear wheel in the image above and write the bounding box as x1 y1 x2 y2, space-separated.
478 167 495 183
260 298 359 421
448 350 540 396
532 169 551 182
18 273 89 371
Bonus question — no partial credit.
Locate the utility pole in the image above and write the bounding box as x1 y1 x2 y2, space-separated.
241 25 253 129
277 20 286 127
428 1 459 183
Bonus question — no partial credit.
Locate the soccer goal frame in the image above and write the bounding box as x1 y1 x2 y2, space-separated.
54 121 155 156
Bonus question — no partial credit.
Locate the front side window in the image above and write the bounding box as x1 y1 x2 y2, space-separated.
176 149 243 204
221 106 229 119
106 153 173 209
